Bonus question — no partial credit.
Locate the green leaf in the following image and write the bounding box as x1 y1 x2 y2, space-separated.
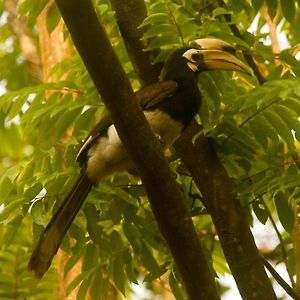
139 13 170 27
55 107 81 140
284 97 300 116
293 81 300 96
266 0 278 19
210 31 251 49
77 279 90 300
145 35 181 51
0 176 15 201
274 191 294 233
99 183 138 207
112 256 126 295
66 270 93 296
169 271 185 300
249 119 268 149
30 199 48 226
110 230 124 251
263 110 295 149
89 268 103 300
82 243 98 272
17 162 36 185
153 48 174 64
280 0 295 22
273 105 300 142
252 201 268 224
125 262 138 284
252 0 264 11
64 245 86 276
73 107 97 135
140 243 160 276
84 204 103 244
8 95 28 120
96 4 109 16
143 24 177 39
0 198 27 222
1 215 23 247
46 3 61 34
212 7 231 18
24 182 43 199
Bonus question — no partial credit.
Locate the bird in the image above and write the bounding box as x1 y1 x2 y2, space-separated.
28 38 251 278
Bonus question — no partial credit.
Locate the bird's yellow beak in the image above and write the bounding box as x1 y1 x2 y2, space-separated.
188 38 253 75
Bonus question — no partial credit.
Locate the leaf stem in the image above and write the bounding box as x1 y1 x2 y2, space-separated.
166 2 185 46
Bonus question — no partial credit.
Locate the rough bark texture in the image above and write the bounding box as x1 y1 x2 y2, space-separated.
175 122 277 300
110 0 160 86
107 0 277 299
54 0 220 299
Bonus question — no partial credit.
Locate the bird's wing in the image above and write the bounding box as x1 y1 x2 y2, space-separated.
76 80 178 167
136 80 178 109
76 112 112 167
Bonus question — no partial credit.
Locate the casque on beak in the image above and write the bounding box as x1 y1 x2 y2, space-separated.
189 38 253 75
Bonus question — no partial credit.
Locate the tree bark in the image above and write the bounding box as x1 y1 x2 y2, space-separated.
106 0 277 299
54 0 220 299
175 122 277 300
110 0 160 86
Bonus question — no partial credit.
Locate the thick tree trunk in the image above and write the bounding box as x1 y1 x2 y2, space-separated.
55 0 220 299
107 0 277 299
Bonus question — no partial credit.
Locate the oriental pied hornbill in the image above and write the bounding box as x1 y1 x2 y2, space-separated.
28 38 251 278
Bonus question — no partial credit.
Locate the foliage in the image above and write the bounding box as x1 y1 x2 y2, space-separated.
0 0 300 299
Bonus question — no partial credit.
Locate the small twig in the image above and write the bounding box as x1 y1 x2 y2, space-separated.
242 160 300 182
243 192 268 208
261 4 281 67
167 2 185 46
217 0 266 84
261 255 300 300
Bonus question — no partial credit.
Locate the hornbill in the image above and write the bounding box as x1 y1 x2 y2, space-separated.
28 38 250 278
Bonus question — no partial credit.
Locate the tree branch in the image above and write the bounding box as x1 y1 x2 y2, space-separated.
262 255 300 300
107 0 277 299
174 122 277 300
110 0 160 87
54 0 220 299
217 0 266 85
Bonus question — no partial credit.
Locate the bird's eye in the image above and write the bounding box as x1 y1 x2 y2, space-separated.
191 53 201 61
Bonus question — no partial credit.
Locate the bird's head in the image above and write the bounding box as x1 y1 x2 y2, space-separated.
161 38 252 80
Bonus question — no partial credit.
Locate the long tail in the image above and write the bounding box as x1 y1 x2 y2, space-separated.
28 173 94 279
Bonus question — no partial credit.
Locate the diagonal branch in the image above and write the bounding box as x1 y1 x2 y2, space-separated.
217 0 266 85
54 0 219 299
110 0 159 87
174 122 277 300
107 0 277 299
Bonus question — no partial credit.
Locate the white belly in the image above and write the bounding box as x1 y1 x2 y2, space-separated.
86 111 183 182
